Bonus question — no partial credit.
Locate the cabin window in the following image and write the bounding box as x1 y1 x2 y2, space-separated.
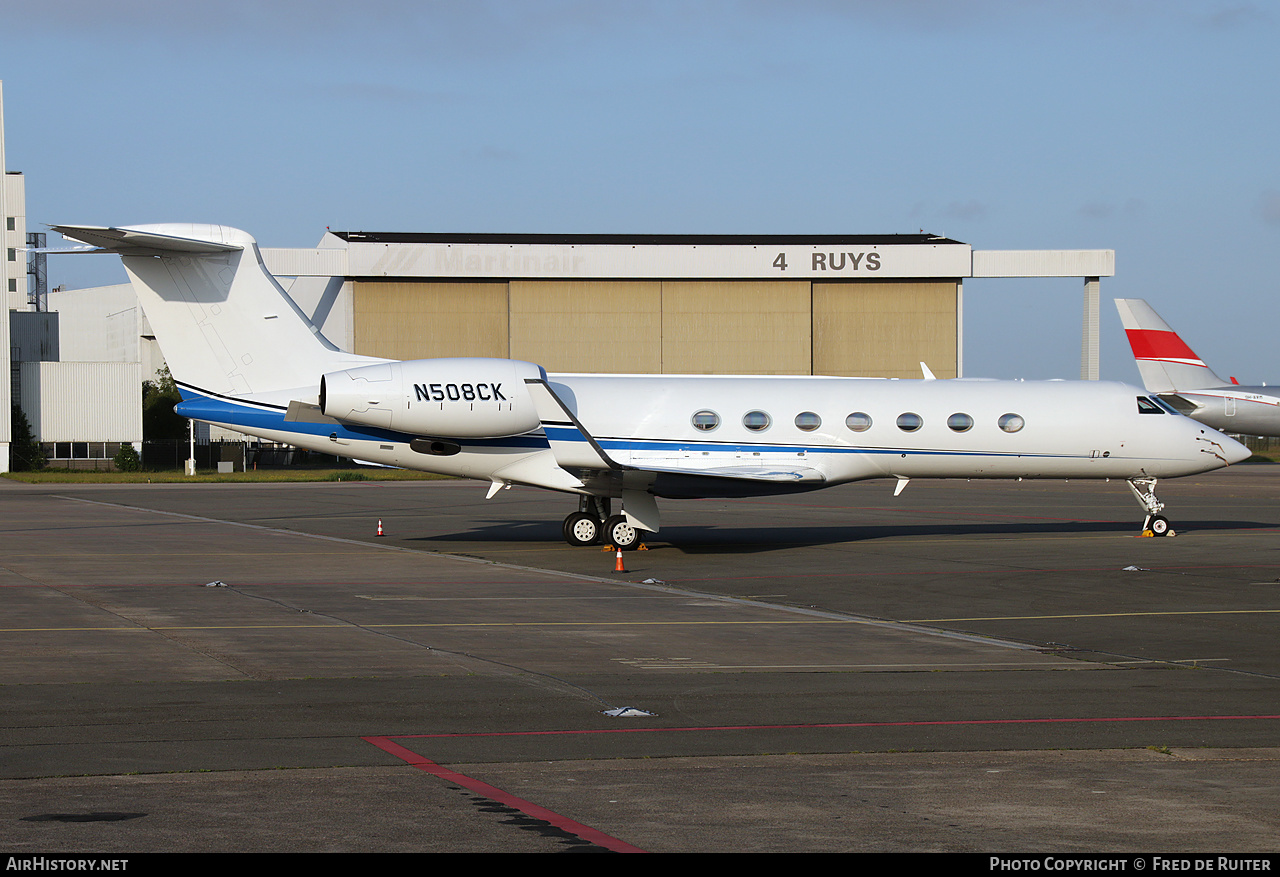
1137 396 1164 414
947 413 974 432
846 412 872 432
896 412 923 432
692 410 720 431
743 410 772 431
998 413 1025 433
794 412 821 431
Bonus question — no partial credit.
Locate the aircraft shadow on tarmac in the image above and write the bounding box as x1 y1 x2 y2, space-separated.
409 518 1277 552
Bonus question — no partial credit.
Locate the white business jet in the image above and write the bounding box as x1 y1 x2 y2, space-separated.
1117 298 1280 438
55 224 1247 544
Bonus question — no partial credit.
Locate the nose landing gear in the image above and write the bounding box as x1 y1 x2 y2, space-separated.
1128 476 1173 537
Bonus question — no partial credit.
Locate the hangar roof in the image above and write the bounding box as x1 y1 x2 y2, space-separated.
333 231 965 247
261 233 1111 282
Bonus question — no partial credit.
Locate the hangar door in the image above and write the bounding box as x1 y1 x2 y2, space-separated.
813 281 958 379
353 282 509 361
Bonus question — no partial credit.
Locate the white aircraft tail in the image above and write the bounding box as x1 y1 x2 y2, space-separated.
53 224 373 400
1114 298 1226 394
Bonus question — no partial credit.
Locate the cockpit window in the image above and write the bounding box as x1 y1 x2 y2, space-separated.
1137 396 1164 414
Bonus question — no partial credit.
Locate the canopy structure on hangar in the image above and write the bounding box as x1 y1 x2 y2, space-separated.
261 232 1116 381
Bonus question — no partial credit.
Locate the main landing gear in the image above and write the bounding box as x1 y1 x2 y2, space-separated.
561 497 643 550
1127 476 1172 537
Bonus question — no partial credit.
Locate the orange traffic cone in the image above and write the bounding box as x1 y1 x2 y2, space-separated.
375 519 385 537
612 548 627 573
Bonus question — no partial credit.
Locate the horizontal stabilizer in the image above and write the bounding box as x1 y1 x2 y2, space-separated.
52 224 244 255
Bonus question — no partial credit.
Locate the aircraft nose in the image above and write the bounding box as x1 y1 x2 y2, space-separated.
1222 433 1252 465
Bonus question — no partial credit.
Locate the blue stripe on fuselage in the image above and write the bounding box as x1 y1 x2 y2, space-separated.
174 391 549 450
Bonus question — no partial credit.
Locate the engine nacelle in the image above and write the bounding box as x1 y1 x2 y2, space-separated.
320 358 545 438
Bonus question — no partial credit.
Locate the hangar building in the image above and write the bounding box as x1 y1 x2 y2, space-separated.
274 231 1114 383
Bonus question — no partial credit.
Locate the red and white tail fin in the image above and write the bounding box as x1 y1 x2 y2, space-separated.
1114 298 1226 393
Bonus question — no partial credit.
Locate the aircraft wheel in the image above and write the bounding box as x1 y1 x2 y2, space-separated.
563 512 601 547
1148 515 1171 537
603 514 641 550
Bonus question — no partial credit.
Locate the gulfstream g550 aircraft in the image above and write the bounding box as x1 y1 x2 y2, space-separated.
55 224 1247 545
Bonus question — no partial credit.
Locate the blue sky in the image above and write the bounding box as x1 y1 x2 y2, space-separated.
3 1 1277 382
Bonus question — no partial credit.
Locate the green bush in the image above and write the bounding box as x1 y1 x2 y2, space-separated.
113 443 142 472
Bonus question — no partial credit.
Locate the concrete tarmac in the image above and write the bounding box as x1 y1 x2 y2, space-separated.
2 467 1279 853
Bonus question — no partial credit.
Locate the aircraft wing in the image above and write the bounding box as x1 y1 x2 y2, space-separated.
525 375 827 498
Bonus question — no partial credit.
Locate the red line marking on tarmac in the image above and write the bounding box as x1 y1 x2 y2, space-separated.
366 713 1280 851
676 562 1280 583
362 735 647 854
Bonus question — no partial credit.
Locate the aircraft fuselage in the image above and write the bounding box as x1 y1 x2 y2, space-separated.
1161 386 1280 438
179 374 1240 500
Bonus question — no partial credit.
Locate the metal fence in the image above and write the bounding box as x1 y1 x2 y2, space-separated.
139 441 348 471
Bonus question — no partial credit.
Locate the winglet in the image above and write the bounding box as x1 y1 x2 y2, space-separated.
525 378 626 471
920 362 936 381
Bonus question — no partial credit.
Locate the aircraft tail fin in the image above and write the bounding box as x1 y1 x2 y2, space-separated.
53 224 374 400
1114 298 1226 393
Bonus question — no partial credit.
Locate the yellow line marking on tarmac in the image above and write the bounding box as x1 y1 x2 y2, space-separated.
906 608 1280 623
2 619 864 633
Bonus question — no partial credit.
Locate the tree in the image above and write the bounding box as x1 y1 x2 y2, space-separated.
10 404 46 471
143 365 187 440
